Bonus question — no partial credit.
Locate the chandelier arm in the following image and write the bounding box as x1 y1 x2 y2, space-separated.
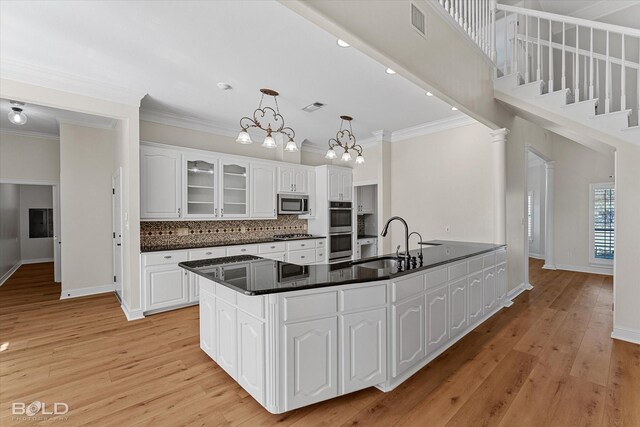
239 116 257 130
253 106 287 133
281 126 296 140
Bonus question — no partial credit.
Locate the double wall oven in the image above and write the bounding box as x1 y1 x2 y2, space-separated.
328 201 353 261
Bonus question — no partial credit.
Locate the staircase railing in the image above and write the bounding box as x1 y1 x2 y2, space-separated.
439 0 496 60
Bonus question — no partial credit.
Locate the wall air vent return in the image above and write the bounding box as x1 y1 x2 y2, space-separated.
302 102 325 112
410 3 426 38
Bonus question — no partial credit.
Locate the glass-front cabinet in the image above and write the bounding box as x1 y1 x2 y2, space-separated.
220 160 249 218
183 154 219 218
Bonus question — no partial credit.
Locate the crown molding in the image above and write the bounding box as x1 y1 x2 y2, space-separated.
56 116 117 131
0 128 59 141
300 143 327 155
392 115 477 143
0 58 146 107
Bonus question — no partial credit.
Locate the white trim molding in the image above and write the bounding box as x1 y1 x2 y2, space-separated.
504 282 530 307
392 115 477 142
0 128 59 140
59 284 114 300
490 128 509 245
528 253 545 260
21 258 54 265
0 262 21 287
121 302 145 321
611 327 640 345
56 116 117 131
140 108 239 138
555 263 614 276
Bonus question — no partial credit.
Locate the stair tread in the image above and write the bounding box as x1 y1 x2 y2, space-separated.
560 98 598 109
537 88 571 98
589 109 631 119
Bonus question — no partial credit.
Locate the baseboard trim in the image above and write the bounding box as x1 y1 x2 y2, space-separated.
60 284 114 299
555 263 613 276
542 264 557 270
121 302 145 321
528 253 544 260
611 327 640 345
0 261 22 286
21 257 54 264
504 282 528 306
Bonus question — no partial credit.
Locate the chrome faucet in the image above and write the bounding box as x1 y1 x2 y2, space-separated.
381 216 411 266
408 231 424 261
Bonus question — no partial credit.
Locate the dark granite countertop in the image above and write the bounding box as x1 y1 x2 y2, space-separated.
141 235 326 253
357 235 378 240
179 240 506 295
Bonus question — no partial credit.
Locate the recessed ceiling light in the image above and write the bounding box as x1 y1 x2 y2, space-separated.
451 106 458 111
337 39 350 48
301 102 325 112
217 82 232 90
426 92 434 96
385 68 396 75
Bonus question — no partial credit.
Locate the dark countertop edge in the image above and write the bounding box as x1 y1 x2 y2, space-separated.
357 235 378 239
179 243 506 296
140 235 327 253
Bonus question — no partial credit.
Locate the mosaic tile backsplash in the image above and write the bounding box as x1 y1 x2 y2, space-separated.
140 216 308 251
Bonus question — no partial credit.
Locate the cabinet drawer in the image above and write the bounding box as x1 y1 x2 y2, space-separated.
287 249 316 265
216 283 237 305
340 284 387 312
392 274 425 303
448 261 468 281
287 240 315 251
283 291 338 322
144 251 188 266
425 267 448 288
358 238 376 245
496 249 507 263
468 256 483 274
258 242 286 254
189 247 226 261
237 293 264 319
483 252 496 267
316 249 325 262
227 245 258 256
315 239 326 248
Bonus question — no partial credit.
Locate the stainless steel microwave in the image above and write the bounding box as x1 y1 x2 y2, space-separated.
278 194 309 215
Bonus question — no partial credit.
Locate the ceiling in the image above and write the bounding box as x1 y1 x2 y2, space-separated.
0 98 116 137
0 0 463 147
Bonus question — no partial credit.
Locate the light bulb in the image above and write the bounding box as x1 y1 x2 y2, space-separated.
451 106 458 111
325 148 337 160
337 39 350 48
385 68 396 75
284 139 298 152
341 150 352 162
262 135 276 148
426 91 434 96
355 154 365 164
236 130 253 144
8 108 27 125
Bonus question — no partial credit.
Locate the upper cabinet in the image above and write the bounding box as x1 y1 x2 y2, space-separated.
356 185 375 214
299 169 316 219
141 146 182 219
328 167 352 202
221 160 249 218
250 164 277 219
183 153 219 219
278 166 308 194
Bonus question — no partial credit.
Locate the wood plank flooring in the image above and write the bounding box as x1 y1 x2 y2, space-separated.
1 260 639 426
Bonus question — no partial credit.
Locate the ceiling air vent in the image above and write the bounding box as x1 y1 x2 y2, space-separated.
410 3 426 38
302 102 325 112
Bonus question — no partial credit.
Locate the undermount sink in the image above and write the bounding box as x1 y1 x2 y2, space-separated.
352 257 401 270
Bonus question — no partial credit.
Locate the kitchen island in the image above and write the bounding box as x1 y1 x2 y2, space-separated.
180 241 507 413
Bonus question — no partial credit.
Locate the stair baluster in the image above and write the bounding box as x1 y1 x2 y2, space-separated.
562 22 566 90
605 31 610 113
621 34 625 111
549 20 554 92
575 25 580 101
589 28 594 100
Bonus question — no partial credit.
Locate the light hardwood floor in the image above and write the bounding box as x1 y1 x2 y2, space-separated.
1 260 638 426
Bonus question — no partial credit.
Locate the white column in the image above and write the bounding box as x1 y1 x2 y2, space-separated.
490 128 508 245
543 161 556 270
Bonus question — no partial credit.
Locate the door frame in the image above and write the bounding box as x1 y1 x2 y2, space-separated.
112 167 124 300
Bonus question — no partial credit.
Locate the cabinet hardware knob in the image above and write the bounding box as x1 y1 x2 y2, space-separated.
301 256 305 259
164 256 172 259
241 249 246 252
270 246 276 249
206 252 212 255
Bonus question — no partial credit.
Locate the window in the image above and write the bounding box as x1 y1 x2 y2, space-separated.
589 183 615 265
527 191 534 242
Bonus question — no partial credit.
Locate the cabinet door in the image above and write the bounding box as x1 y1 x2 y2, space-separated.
237 311 265 404
392 294 426 378
284 317 338 410
449 277 468 339
483 266 497 314
496 262 507 305
183 154 219 218
341 172 353 201
278 167 294 193
300 170 316 218
250 164 276 219
220 160 249 218
189 272 199 302
468 272 484 326
199 287 216 360
360 186 375 213
293 168 307 193
146 265 189 311
426 283 449 355
341 308 387 393
140 146 181 219
328 169 341 201
216 298 237 379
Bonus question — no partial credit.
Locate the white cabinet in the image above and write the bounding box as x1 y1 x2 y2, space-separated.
183 153 219 218
146 265 189 311
496 262 507 305
468 271 484 325
356 185 375 214
483 266 497 314
284 317 338 410
216 298 238 379
392 294 425 378
278 166 308 194
221 160 249 218
426 283 449 355
199 286 216 359
299 170 316 219
250 164 277 219
327 167 352 202
341 308 387 393
140 146 182 219
340 172 352 202
237 311 265 404
449 277 468 339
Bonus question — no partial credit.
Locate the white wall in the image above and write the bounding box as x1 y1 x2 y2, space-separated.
59 123 115 293
527 159 545 258
0 183 20 282
0 132 60 182
552 135 615 274
19 185 54 262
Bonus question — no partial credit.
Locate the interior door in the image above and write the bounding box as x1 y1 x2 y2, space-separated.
112 168 124 299
52 184 61 283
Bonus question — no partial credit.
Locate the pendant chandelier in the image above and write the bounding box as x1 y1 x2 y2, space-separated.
325 116 364 164
236 88 298 152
